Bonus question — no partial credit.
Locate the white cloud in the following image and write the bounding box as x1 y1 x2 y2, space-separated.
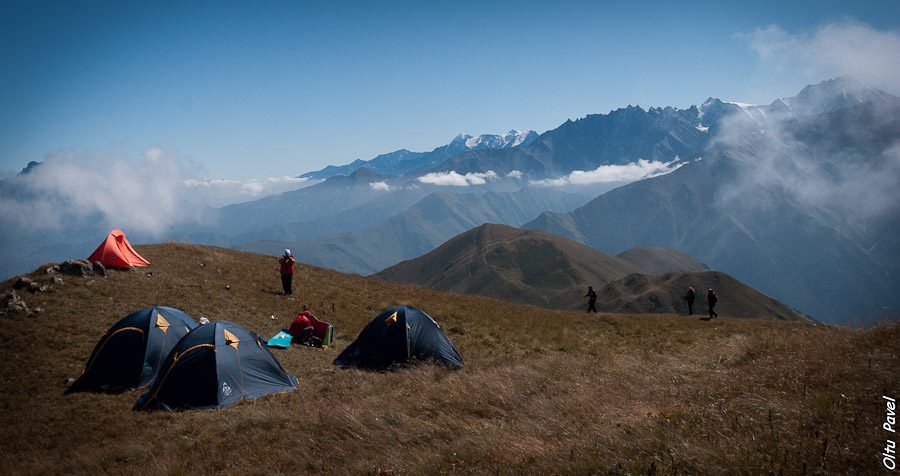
716 110 900 219
507 170 523 179
1 147 198 235
710 22 900 219
183 175 312 206
530 177 570 187
184 178 242 188
530 159 684 187
0 149 316 238
417 170 499 186
369 181 394 191
740 19 900 95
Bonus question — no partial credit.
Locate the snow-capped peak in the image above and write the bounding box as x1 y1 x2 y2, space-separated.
451 133 473 144
462 129 538 149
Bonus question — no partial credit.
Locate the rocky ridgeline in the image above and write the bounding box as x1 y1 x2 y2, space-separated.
1 259 115 316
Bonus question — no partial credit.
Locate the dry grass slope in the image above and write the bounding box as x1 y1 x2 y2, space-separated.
0 242 897 475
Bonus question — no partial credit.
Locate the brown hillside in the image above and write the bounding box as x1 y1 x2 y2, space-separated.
374 223 638 309
0 242 897 475
597 271 807 320
376 223 801 319
617 246 710 274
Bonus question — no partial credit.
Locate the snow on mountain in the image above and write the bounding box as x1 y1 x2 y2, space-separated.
696 76 894 133
302 129 538 180
697 76 892 130
463 129 538 149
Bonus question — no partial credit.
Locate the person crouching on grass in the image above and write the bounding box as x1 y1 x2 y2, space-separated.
289 310 314 345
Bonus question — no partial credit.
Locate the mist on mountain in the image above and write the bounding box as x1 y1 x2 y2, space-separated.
523 78 900 324
2 75 898 328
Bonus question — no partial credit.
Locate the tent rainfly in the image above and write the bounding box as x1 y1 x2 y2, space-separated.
68 306 197 393
87 229 150 268
333 305 464 370
134 321 299 411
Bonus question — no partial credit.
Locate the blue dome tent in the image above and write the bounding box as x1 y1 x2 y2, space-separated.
68 306 197 393
134 321 298 411
333 306 464 370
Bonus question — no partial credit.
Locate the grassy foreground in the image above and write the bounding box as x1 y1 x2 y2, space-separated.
0 243 897 475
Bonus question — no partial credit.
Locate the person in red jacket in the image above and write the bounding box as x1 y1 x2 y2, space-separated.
278 249 295 296
289 310 314 344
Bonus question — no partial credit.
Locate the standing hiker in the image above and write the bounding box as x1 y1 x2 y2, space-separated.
707 288 718 319
685 286 696 315
279 249 295 296
584 286 598 313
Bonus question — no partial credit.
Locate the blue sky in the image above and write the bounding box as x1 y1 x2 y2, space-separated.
2 0 899 188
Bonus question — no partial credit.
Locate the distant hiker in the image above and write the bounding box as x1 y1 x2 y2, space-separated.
584 286 597 313
279 249 295 296
685 286 695 315
289 310 314 344
707 288 718 319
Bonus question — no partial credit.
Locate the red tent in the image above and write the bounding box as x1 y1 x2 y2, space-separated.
87 229 150 268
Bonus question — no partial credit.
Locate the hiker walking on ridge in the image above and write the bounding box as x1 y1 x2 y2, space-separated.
584 286 597 313
279 249 295 296
707 288 718 319
685 286 695 315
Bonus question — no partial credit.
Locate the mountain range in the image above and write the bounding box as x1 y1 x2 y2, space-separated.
232 77 896 323
3 76 897 325
300 130 539 180
524 82 900 323
234 188 589 275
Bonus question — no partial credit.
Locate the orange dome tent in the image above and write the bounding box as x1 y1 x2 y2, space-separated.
87 229 150 268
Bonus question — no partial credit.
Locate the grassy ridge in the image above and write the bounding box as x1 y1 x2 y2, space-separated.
376 224 804 319
0 243 897 475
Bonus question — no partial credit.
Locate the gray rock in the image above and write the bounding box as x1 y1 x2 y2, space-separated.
92 261 108 277
56 259 94 278
3 291 28 314
13 277 33 289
